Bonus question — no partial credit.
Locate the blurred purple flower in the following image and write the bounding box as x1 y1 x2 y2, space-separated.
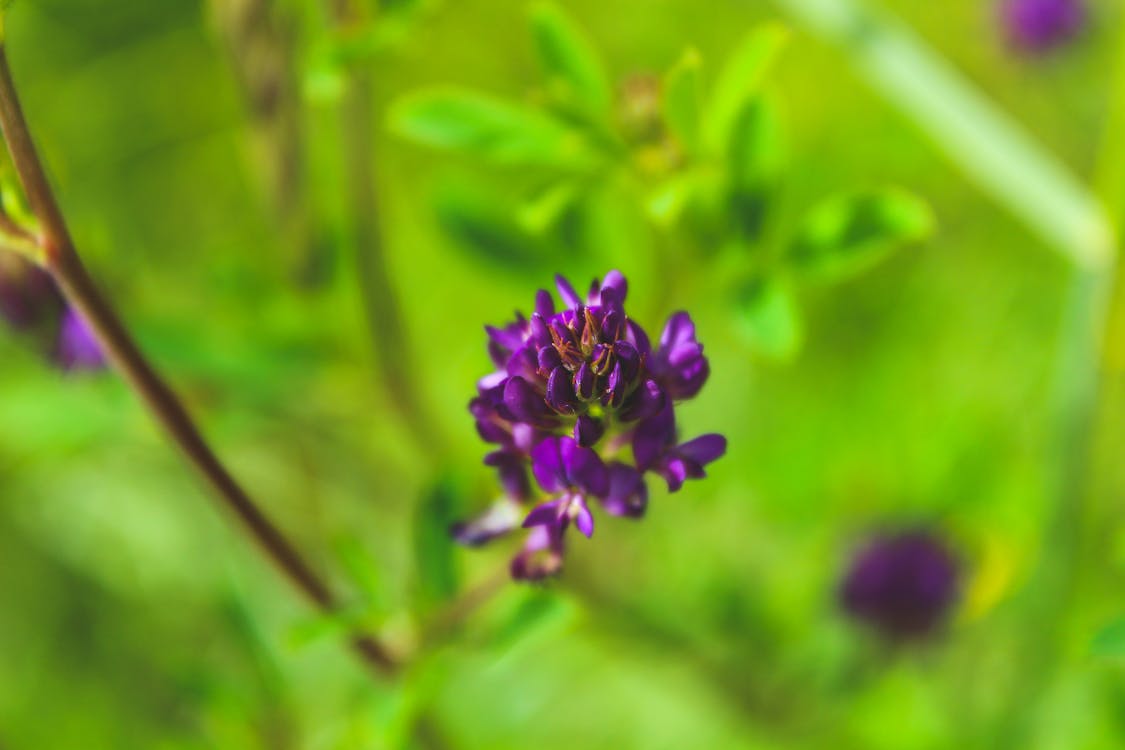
455 271 726 580
840 530 960 640
0 252 61 331
1000 0 1086 53
56 307 107 372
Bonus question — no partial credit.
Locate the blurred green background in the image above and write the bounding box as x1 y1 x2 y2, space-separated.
1 0 1124 747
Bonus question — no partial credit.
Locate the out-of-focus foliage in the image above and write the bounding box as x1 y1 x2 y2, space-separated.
390 8 931 360
0 0 1122 748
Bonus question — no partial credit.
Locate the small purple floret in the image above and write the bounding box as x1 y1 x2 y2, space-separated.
1000 0 1085 53
56 308 107 372
840 530 960 640
455 270 726 580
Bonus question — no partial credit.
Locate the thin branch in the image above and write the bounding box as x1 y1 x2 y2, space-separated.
0 40 397 677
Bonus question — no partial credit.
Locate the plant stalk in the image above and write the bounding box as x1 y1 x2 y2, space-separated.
0 41 397 677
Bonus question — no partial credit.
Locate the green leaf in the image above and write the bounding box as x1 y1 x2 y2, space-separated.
287 604 378 650
487 590 574 651
735 274 803 360
1091 618 1125 659
388 88 593 169
518 180 581 234
413 477 461 608
530 2 613 119
436 186 551 270
726 95 784 240
786 188 934 281
663 48 704 154
727 95 783 189
776 0 1110 270
331 534 387 608
645 173 699 227
704 23 788 152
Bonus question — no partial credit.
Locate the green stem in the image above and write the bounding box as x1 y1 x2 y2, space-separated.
0 40 398 678
331 2 445 455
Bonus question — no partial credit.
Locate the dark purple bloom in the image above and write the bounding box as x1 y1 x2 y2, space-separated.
0 252 62 331
840 530 960 640
650 312 710 400
56 308 107 372
1000 0 1085 53
454 270 725 580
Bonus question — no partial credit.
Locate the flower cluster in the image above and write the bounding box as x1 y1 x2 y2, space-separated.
454 271 726 580
999 0 1085 53
840 530 960 640
0 251 105 371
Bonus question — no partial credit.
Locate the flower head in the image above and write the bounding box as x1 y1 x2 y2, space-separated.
455 271 726 580
840 530 960 640
999 0 1085 53
0 252 106 373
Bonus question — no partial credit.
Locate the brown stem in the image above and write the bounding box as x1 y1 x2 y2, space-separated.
0 42 397 677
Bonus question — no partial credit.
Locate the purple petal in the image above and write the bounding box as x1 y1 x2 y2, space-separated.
56 308 107 372
505 345 539 382
545 366 577 414
677 434 727 467
560 436 609 497
601 463 648 518
573 499 595 538
484 450 532 500
535 289 555 320
476 371 508 393
531 436 567 492
599 269 627 304
615 341 640 382
475 418 509 444
503 376 547 424
573 414 605 447
510 525 565 581
661 457 688 492
555 274 583 309
625 319 651 356
451 500 522 546
537 345 562 374
529 313 550 346
633 403 675 470
659 311 696 350
522 499 564 528
619 379 665 423
573 361 595 401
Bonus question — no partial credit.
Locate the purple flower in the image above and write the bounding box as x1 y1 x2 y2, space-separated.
0 252 62 331
1000 0 1085 53
454 271 725 580
840 530 960 640
650 312 710 400
56 307 107 372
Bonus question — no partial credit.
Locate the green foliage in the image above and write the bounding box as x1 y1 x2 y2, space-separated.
436 185 554 271
735 274 803 360
663 48 704 155
703 23 789 153
388 88 595 169
5 2 1116 748
413 478 462 608
1091 618 1125 659
787 188 935 281
529 2 613 120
